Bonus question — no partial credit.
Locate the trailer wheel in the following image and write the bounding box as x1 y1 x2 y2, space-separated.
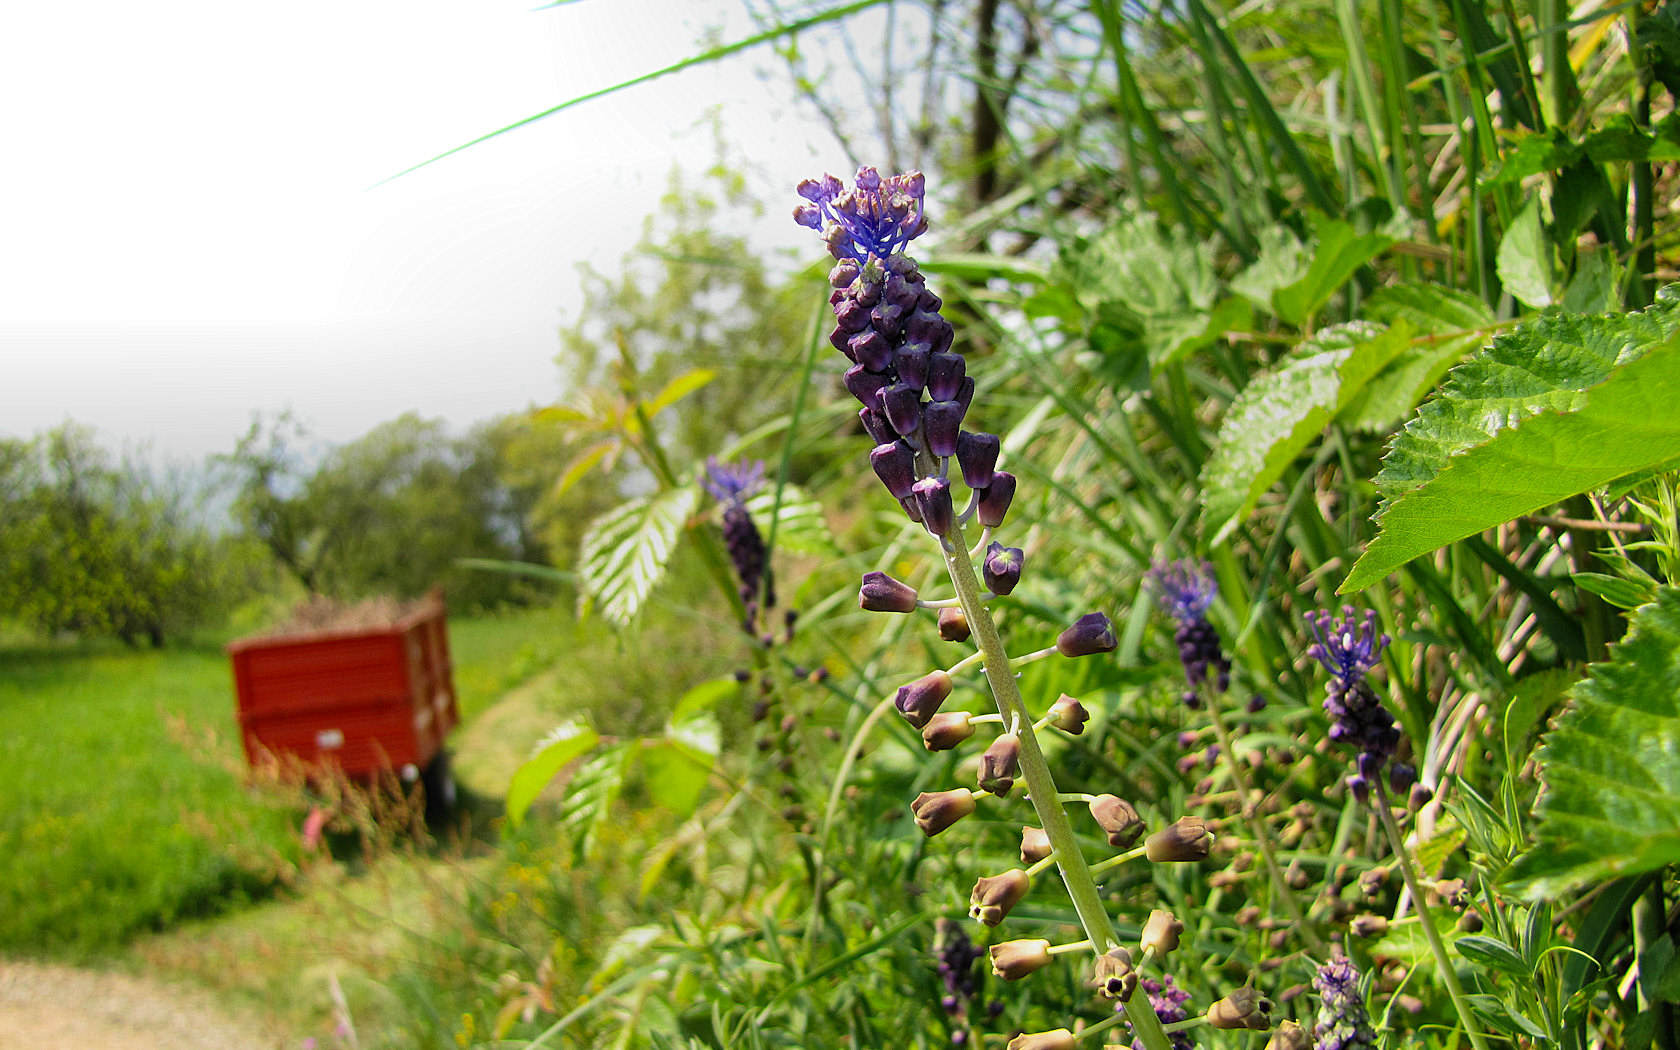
421 750 457 821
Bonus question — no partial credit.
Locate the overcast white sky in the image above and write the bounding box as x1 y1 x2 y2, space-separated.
0 0 854 463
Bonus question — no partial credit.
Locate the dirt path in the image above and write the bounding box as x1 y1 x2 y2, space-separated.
0 959 283 1050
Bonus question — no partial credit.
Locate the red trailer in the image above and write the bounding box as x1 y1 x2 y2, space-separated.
228 594 459 810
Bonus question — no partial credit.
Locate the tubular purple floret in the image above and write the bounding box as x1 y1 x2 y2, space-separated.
924 400 964 458
983 543 1025 596
914 476 955 536
957 432 1000 489
871 442 918 500
1057 612 1117 657
976 472 1016 528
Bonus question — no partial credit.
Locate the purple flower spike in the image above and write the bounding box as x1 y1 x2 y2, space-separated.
870 442 917 500
796 167 928 265
913 476 955 536
1312 957 1375 1050
1057 613 1117 657
983 542 1024 596
1147 560 1218 624
976 471 1016 528
1305 607 1389 686
956 432 1000 489
923 400 964 458
702 458 766 505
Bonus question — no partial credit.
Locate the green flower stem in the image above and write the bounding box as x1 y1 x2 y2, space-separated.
1048 938 1093 956
1026 852 1060 878
938 522 1175 1050
1088 844 1149 877
1374 779 1494 1050
1200 682 1325 955
946 650 987 677
917 596 964 609
1070 1010 1132 1044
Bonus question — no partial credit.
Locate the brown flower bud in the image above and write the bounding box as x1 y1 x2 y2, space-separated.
1145 815 1213 862
1350 913 1389 937
1434 877 1469 909
1140 909 1184 957
1047 694 1089 734
1235 905 1261 927
979 732 1021 796
921 712 975 751
937 606 971 641
988 938 1052 981
1266 1020 1311 1050
858 571 918 613
1091 946 1137 1001
969 869 1030 927
893 670 952 728
1055 612 1117 657
1285 862 1310 889
1208 986 1273 1030
1458 910 1484 933
1088 794 1144 849
1359 866 1389 898
910 789 976 837
1019 825 1052 865
1005 1030 1075 1050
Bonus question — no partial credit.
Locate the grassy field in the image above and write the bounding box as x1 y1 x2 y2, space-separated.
0 602 577 960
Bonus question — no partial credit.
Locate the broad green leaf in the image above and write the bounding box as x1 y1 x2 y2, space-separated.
506 720 599 827
579 485 700 626
644 368 716 418
1561 249 1621 315
668 676 740 724
559 742 632 861
1340 284 1496 432
745 484 837 556
1058 211 1240 372
1497 196 1555 309
1374 293 1680 507
640 713 721 819
1484 113 1680 186
1200 322 1410 543
1233 214 1401 327
1572 572 1660 611
1342 338 1680 591
1503 588 1680 897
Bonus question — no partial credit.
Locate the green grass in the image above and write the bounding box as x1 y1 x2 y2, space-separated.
0 603 577 960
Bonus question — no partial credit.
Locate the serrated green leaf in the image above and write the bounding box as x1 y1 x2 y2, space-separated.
1503 588 1680 897
1457 935 1532 978
745 484 837 556
559 742 632 861
506 720 599 827
1341 285 1497 432
1342 338 1680 591
1201 322 1410 543
579 485 700 626
1497 196 1555 309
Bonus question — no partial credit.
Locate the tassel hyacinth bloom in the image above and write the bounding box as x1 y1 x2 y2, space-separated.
1305 607 1401 798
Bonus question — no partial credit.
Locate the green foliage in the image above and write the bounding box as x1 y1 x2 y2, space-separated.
1505 587 1680 897
578 485 700 626
506 721 599 828
1345 303 1680 590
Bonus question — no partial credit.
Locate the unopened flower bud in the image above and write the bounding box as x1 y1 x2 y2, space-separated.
1388 762 1416 795
849 329 894 372
1047 694 1089 734
938 607 971 642
882 383 923 436
895 343 930 389
979 733 1021 796
1434 877 1469 909
1286 862 1310 889
976 471 1016 527
1088 795 1144 849
870 441 917 500
911 789 976 837
858 406 894 445
858 571 918 613
1266 1020 1310 1050
1091 946 1137 1001
956 431 1000 489
1019 826 1051 864
1359 866 1388 898
1005 1030 1075 1050
1208 986 1273 1030
893 669 953 728
1346 773 1371 805
1350 914 1388 937
922 712 975 751
983 543 1024 595
1140 909 1184 956
1146 816 1213 862
1056 612 1117 657
969 869 1030 926
927 351 966 401
1458 910 1484 933
913 476 954 536
844 365 891 409
1409 781 1434 810
989 938 1052 981
923 400 964 458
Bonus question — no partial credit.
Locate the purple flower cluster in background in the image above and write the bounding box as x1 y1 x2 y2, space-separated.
1305 607 1400 802
795 168 1013 537
1124 975 1196 1050
704 457 776 633
1312 956 1375 1050
933 917 984 1045
1147 560 1231 707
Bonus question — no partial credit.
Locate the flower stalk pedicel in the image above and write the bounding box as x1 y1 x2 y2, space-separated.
799 168 1178 1050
